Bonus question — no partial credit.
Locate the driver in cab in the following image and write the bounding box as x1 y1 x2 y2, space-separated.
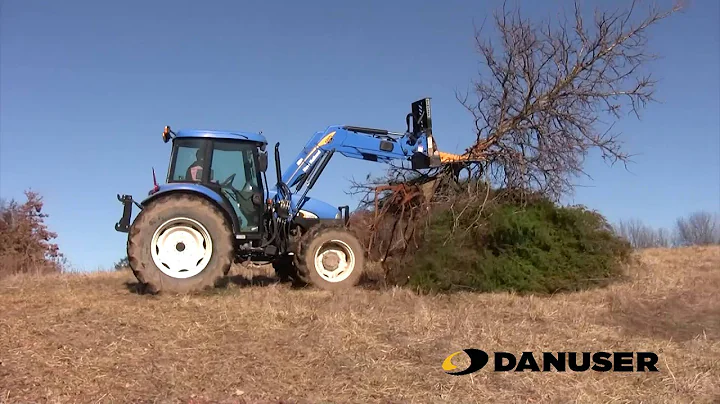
186 149 214 182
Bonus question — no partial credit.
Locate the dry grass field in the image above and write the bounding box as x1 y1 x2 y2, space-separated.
1 246 719 403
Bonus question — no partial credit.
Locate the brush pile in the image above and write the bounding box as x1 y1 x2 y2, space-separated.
348 171 632 294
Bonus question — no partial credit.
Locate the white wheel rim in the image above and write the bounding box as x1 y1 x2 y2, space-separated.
313 239 355 283
150 217 213 279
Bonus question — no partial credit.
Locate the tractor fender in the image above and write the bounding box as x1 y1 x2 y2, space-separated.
140 183 242 235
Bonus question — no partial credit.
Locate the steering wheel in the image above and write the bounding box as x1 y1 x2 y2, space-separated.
220 173 236 187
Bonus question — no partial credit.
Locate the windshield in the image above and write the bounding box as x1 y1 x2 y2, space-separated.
210 140 259 190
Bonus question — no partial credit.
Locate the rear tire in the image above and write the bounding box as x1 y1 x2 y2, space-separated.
296 224 365 291
127 193 234 294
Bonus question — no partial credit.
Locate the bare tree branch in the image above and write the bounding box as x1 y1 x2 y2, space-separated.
456 0 683 200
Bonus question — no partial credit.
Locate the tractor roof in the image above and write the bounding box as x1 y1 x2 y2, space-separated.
175 129 268 144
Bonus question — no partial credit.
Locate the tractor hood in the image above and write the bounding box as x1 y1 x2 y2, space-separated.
266 190 341 220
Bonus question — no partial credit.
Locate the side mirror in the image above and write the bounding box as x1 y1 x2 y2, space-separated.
258 151 268 173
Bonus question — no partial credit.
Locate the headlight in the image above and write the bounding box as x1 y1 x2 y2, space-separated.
298 210 318 219
335 212 341 219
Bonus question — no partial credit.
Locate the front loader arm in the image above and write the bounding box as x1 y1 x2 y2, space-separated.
281 125 434 189
277 126 475 216
272 98 481 219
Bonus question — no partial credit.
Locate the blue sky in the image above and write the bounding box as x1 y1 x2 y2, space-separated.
1 0 718 271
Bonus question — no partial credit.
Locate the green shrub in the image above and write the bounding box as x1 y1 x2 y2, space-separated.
402 195 632 294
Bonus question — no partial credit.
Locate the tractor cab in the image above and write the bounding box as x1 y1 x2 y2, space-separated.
163 128 268 234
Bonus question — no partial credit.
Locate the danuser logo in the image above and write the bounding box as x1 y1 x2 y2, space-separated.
442 350 659 374
442 349 490 375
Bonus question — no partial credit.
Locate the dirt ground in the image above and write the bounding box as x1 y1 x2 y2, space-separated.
1 246 719 403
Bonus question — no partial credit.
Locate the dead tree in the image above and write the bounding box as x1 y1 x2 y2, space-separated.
347 0 682 274
457 0 683 200
674 211 720 246
614 218 671 248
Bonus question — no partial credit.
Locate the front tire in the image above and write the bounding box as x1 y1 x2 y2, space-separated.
127 193 234 293
296 225 365 291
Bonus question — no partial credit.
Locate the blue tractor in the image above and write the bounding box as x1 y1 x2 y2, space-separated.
115 98 463 293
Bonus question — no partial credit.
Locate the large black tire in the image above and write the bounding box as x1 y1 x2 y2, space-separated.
272 255 304 285
295 224 365 291
127 193 234 294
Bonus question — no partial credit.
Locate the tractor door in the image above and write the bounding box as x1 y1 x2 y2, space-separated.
208 140 264 233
